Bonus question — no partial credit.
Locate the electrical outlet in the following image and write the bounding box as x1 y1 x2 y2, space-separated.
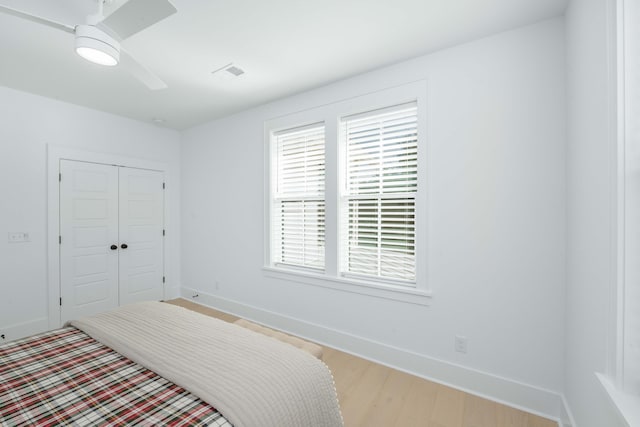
454 335 468 353
215 281 220 290
1 333 5 341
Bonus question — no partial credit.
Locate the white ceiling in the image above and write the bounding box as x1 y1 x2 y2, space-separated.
0 0 567 130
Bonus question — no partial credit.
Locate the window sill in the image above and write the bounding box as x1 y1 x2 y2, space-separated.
596 373 640 427
262 266 432 306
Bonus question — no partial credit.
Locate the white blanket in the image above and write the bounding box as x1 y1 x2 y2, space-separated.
70 302 343 427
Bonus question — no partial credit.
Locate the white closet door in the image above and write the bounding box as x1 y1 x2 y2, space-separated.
60 160 119 322
118 167 164 305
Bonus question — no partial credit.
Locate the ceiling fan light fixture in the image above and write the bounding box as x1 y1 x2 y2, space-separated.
75 25 120 66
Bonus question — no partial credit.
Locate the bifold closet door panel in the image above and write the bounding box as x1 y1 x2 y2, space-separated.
118 167 164 305
60 160 120 323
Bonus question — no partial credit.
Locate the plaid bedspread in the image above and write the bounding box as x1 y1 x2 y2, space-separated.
0 327 232 426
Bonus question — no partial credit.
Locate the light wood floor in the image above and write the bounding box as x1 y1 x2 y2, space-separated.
167 299 556 427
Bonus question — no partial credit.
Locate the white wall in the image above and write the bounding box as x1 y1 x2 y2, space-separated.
0 87 182 340
181 18 567 416
564 0 627 426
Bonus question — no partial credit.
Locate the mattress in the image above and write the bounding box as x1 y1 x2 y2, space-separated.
0 327 232 426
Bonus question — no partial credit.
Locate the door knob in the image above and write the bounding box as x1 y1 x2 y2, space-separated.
110 245 117 250
121 243 128 249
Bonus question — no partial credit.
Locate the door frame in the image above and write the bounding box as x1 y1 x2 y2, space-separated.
47 146 167 329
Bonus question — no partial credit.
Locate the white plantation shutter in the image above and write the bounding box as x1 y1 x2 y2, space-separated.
340 103 418 283
272 124 325 270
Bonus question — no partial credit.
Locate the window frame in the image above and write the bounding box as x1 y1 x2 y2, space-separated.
339 102 420 285
264 81 431 305
271 123 327 272
598 1 640 425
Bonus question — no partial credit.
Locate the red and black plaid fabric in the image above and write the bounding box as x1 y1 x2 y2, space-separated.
0 327 232 426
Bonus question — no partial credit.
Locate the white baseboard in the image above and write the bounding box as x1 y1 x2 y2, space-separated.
163 285 181 301
559 394 577 427
180 287 572 425
0 317 49 344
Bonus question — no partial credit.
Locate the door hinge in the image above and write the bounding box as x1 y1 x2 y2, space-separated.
162 276 166 283
59 173 62 182
59 235 62 244
162 182 165 189
59 297 62 306
162 229 165 236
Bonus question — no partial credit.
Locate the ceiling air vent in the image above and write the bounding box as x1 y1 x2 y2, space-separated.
211 63 245 79
225 65 245 77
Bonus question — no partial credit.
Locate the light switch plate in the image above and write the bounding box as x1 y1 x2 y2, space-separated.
8 232 29 243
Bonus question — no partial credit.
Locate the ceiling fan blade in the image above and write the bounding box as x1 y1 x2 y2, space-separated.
120 48 167 90
0 4 75 34
101 0 176 40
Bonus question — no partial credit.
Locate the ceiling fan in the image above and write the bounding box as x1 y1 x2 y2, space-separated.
0 0 176 90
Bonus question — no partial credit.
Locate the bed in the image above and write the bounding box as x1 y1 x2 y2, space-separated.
0 302 343 427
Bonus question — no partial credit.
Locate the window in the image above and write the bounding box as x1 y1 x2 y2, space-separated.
265 82 429 304
620 0 640 397
271 124 325 270
596 3 640 426
340 103 418 284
